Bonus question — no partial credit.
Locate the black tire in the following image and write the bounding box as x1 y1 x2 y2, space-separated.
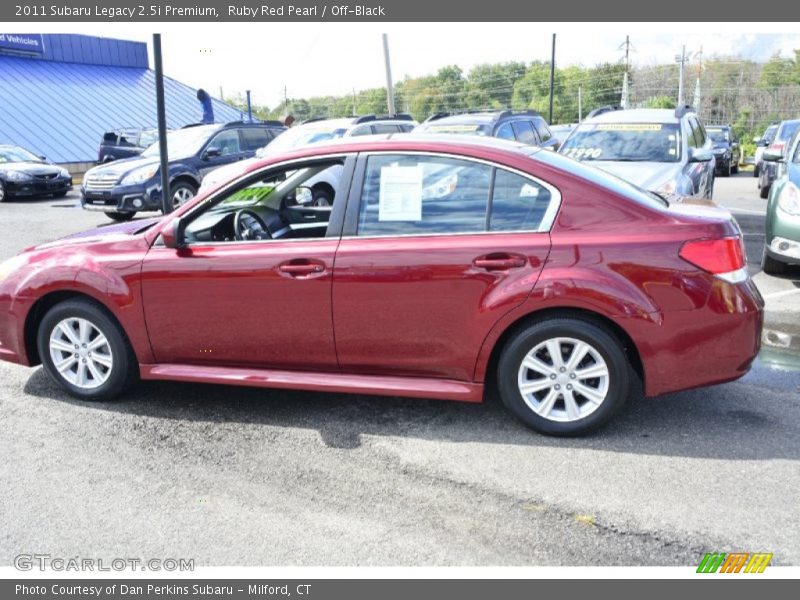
311 186 333 207
719 160 731 177
753 164 760 178
732 161 739 174
496 318 632 436
0 180 6 203
760 183 770 199
36 298 138 401
107 211 136 222
762 248 788 276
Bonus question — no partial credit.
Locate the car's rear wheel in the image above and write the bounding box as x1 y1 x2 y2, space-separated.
106 211 136 222
760 183 770 199
762 247 788 276
37 299 138 400
497 318 631 436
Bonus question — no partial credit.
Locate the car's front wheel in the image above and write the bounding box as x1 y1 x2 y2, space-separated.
762 247 788 276
171 181 197 209
37 298 138 400
497 318 632 436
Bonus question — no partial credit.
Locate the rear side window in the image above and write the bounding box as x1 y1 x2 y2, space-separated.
357 155 491 236
490 169 551 232
209 129 241 155
371 123 400 134
356 155 556 237
511 121 537 145
241 128 271 151
496 123 515 140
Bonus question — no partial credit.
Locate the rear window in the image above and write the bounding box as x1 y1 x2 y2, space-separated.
534 149 667 211
560 122 681 163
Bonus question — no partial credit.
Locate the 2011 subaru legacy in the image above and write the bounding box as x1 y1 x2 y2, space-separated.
0 135 762 436
559 106 716 200
81 121 286 221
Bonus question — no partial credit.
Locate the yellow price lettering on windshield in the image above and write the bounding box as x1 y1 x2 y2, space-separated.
563 147 603 160
596 124 663 131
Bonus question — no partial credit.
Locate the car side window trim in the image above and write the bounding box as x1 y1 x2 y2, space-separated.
341 150 562 239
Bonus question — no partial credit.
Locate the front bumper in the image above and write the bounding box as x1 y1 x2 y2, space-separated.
81 181 161 213
5 177 72 198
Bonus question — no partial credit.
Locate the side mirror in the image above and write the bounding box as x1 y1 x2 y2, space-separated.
752 136 761 144
39 155 47 161
689 148 713 163
161 218 185 249
203 147 221 160
762 150 784 163
759 139 770 147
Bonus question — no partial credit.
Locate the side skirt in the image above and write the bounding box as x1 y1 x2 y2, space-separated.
139 364 484 403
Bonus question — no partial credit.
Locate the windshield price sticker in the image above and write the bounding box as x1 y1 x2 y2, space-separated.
562 147 603 159
596 123 663 131
378 165 423 221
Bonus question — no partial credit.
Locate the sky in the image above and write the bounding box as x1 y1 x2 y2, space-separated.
26 23 800 109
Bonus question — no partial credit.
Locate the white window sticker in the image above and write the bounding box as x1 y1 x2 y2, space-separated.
378 166 423 221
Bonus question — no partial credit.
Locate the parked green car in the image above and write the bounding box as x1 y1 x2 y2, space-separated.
762 131 800 275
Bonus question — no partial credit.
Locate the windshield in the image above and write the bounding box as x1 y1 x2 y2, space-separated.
561 122 681 163
142 126 220 160
259 125 347 155
706 128 730 143
0 146 41 163
777 121 800 142
416 123 491 136
138 129 159 148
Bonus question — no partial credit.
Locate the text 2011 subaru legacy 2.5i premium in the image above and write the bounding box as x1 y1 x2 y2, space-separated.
0 136 763 435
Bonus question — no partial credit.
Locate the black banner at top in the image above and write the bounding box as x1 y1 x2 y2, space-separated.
2 0 798 21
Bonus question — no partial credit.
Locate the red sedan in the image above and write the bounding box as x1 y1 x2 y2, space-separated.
0 136 763 435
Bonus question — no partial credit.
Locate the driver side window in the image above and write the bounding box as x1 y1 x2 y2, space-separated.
208 129 241 156
182 159 346 245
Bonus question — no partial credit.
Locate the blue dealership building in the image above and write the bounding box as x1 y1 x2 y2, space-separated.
0 33 244 173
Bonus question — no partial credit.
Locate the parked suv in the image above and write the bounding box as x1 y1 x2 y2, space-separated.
97 127 160 164
559 105 715 199
706 125 741 177
759 119 800 199
82 121 286 221
414 110 560 150
201 115 417 205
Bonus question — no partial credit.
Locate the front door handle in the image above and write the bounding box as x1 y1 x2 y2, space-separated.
473 253 527 270
278 260 325 276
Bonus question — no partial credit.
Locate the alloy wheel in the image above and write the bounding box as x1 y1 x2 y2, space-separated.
172 186 194 208
48 317 114 389
516 336 610 422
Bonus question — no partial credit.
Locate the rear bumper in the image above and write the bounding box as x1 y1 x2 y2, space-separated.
640 277 764 397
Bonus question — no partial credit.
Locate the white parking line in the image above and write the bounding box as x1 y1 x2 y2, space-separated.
763 288 800 300
727 207 767 216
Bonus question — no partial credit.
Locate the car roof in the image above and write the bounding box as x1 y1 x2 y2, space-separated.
584 109 684 124
424 111 542 127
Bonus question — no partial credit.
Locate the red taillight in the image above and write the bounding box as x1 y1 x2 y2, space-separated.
679 237 746 275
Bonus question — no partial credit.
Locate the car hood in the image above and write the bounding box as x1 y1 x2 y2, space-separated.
87 156 160 178
30 217 161 251
589 161 683 191
200 158 258 191
0 161 60 175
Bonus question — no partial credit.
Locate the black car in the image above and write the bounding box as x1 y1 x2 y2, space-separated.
0 145 72 202
97 127 160 163
81 121 286 221
414 110 560 150
705 125 741 177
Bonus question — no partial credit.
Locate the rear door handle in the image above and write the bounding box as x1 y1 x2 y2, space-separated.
473 254 527 270
278 260 326 276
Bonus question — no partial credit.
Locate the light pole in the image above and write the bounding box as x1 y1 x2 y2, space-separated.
676 45 687 106
382 34 395 116
153 34 171 215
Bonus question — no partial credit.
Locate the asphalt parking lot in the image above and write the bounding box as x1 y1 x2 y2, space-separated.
1 174 799 566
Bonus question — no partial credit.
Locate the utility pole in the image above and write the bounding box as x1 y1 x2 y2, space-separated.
352 87 357 116
219 86 224 101
620 35 632 109
382 33 395 116
283 85 289 113
548 33 556 123
578 85 582 122
676 45 687 106
246 90 252 122
153 34 171 215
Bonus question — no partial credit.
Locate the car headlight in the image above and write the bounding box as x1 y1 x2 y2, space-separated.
120 165 158 186
777 181 800 216
58 167 70 178
4 170 33 182
654 179 677 195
